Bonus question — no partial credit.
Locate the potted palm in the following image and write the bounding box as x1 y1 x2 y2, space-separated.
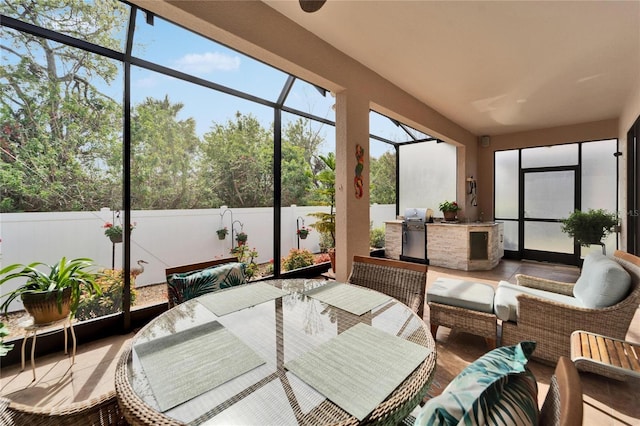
0 257 102 324
309 153 336 271
561 209 618 252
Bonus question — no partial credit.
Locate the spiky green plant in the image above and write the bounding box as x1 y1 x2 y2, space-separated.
0 257 102 316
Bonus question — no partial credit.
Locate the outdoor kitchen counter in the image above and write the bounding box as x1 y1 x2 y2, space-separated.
427 222 504 271
384 220 403 260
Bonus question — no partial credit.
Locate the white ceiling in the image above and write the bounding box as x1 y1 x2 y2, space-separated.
264 1 640 136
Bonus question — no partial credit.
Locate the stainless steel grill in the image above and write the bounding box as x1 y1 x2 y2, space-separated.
401 208 428 264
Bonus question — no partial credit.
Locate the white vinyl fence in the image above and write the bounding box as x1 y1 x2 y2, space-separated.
0 204 395 312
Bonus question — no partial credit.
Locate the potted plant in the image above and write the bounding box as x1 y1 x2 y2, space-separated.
439 200 461 221
217 227 228 240
103 221 135 244
561 209 618 251
0 257 102 324
235 231 248 245
297 226 311 240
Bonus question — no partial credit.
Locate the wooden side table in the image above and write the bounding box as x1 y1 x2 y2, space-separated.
19 316 76 381
570 330 640 380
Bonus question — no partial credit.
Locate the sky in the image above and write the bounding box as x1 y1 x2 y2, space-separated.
2 1 411 158
123 10 406 159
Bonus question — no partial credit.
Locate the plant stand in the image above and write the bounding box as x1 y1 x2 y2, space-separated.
19 315 76 381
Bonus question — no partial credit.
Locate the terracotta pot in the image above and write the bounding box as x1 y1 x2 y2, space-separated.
21 287 72 324
443 211 457 221
328 248 336 274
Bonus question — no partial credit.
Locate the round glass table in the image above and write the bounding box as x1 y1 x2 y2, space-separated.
115 279 436 425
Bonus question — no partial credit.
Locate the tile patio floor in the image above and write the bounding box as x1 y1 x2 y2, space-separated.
1 259 639 425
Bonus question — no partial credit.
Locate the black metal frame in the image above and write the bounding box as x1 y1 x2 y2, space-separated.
495 140 620 265
628 115 640 256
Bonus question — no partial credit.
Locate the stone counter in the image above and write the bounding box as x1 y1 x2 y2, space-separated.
427 222 504 270
384 220 403 260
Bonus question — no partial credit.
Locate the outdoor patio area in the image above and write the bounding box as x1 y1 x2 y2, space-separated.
1 259 638 425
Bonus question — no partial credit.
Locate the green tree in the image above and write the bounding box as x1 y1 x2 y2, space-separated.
281 142 314 206
0 0 127 212
130 96 203 209
199 112 274 207
370 151 396 204
283 117 325 174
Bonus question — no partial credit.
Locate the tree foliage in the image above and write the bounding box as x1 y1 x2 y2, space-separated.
200 112 274 207
0 0 127 212
131 96 202 209
370 151 396 204
0 1 397 213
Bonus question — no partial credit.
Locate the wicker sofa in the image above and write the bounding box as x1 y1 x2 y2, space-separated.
500 250 640 364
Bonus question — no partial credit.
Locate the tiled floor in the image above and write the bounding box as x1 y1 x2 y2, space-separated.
1 259 639 425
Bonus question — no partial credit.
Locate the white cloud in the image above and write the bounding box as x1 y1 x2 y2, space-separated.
174 52 241 74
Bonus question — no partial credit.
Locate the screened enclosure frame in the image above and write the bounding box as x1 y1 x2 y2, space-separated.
1 2 444 331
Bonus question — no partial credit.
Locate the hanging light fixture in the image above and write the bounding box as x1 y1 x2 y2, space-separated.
299 0 327 13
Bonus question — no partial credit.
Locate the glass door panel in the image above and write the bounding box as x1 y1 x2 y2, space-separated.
524 170 574 219
522 168 577 263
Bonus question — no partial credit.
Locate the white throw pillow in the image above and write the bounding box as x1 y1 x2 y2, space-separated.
573 255 631 308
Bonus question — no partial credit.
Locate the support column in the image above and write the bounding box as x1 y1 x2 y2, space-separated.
335 91 370 281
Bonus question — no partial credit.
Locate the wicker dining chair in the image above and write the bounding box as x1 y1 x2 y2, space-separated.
0 390 127 425
347 255 428 318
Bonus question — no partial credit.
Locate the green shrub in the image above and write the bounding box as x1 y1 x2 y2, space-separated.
318 231 334 253
75 269 136 321
230 245 259 279
0 322 13 356
282 249 315 271
370 226 385 248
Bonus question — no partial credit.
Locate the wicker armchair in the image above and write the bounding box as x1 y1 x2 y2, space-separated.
501 250 640 364
347 255 428 318
0 391 127 425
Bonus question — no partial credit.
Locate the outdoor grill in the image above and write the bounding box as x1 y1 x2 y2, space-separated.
400 208 428 264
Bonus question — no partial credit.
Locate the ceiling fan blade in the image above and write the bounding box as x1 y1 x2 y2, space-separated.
299 0 326 13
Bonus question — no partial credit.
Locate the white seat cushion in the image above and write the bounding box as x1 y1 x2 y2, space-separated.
427 279 495 313
494 281 583 322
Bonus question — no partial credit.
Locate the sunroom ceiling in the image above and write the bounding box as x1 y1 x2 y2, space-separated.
264 1 640 136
